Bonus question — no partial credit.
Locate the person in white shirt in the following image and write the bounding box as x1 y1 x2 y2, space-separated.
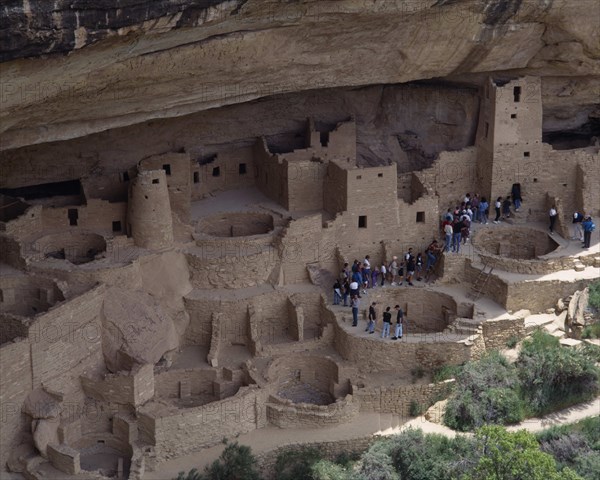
549 206 558 233
380 263 387 286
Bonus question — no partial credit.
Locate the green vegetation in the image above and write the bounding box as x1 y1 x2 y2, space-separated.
581 323 600 339
432 363 463 383
176 441 260 480
409 400 424 417
444 331 599 430
274 447 323 480
588 280 600 310
505 335 519 349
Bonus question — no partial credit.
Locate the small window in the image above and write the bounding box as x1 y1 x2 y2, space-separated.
0 289 4 302
416 211 425 223
523 152 530 157
212 166 220 177
239 163 247 175
378 173 383 178
511 114 517 119
193 172 200 183
358 216 367 229
112 221 122 232
533 178 538 183
356 175 362 180
152 179 159 184
68 208 78 226
162 164 171 176
562 183 567 187
97 440 105 444
484 122 489 138
513 86 521 102
121 171 130 182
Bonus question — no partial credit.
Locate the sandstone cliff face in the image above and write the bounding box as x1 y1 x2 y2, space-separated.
0 0 598 151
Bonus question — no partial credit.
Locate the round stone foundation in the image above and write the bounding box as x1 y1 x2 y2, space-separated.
197 212 274 237
473 226 559 259
34 232 107 264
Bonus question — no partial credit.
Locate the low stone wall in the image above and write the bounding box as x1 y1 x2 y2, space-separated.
256 436 377 480
47 443 80 475
266 394 359 428
80 364 154 406
482 318 526 350
352 379 455 418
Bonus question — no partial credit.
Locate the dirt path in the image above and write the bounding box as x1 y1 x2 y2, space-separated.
142 397 599 479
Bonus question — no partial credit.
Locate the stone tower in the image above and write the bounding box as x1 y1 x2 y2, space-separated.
476 76 543 203
127 169 174 249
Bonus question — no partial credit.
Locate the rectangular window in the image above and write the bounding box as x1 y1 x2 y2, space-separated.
484 122 489 138
112 221 122 232
524 151 530 157
416 211 425 223
511 114 517 119
121 171 130 182
378 173 383 178
358 216 367 229
67 208 78 226
193 172 200 183
162 164 171 175
356 175 362 180
212 166 220 177
152 179 159 184
513 86 521 102
239 163 247 175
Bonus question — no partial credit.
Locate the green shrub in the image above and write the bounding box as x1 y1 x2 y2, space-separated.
517 331 599 415
409 400 424 417
581 323 600 339
176 441 261 480
274 447 322 480
505 335 519 349
443 351 525 431
588 281 600 310
411 366 426 383
432 364 462 383
355 449 399 480
310 459 350 480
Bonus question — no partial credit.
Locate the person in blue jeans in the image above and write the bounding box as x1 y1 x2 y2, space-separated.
366 302 377 333
444 221 453 252
333 280 342 305
479 197 489 224
381 306 392 338
351 295 360 326
392 305 404 340
452 219 463 253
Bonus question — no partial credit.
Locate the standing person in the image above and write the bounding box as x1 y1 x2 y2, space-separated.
471 194 480 223
511 183 522 211
479 197 489 224
352 266 363 292
573 211 584 241
363 255 372 288
349 280 359 299
333 280 342 305
461 214 471 244
452 218 464 253
391 304 404 340
351 295 360 327
549 205 558 234
366 302 377 334
502 195 511 219
389 256 399 286
406 251 415 286
415 252 423 281
381 307 392 339
493 197 502 223
582 216 595 249
380 262 387 287
444 220 453 252
371 266 379 289
342 279 350 306
340 263 350 283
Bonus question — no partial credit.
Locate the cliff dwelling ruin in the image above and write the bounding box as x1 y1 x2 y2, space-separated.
0 1 599 479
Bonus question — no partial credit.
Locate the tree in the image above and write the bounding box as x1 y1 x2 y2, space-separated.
466 426 584 480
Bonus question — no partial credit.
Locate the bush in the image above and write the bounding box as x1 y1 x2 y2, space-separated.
581 323 600 339
432 364 462 383
505 335 519 349
310 459 350 480
409 400 424 417
176 441 261 480
443 351 525 431
589 281 600 310
355 449 399 480
517 331 599 415
274 447 322 480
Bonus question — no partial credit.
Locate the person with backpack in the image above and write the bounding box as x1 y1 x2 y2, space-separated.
582 215 595 249
381 306 392 339
366 302 377 334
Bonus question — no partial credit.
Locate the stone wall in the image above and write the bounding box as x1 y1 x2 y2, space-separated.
154 368 218 399
482 318 526 350
0 274 65 317
81 364 154 407
266 394 359 429
352 379 455 418
42 199 127 237
0 204 43 238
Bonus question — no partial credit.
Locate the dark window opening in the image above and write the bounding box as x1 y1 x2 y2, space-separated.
239 163 247 175
97 440 105 444
152 179 159 184
524 151 530 157
358 216 367 229
378 173 383 178
416 211 425 223
484 122 489 138
562 183 567 187
121 171 130 182
0 179 82 201
265 172 268 184
0 289 3 302
162 164 171 176
112 221 122 232
320 131 329 147
533 178 538 183
356 175 362 180
513 86 521 102
193 172 200 183
67 208 78 226
212 166 220 177
511 114 517 119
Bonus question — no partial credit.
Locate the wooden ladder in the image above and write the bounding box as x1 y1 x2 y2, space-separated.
471 262 494 301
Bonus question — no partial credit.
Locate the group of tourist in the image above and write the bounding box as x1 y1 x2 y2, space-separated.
366 302 405 340
571 210 596 249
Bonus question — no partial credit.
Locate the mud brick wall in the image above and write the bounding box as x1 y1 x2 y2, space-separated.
154 368 218 399
577 157 600 217
42 199 127 236
278 215 322 284
0 204 43 238
81 364 154 406
266 394 359 429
